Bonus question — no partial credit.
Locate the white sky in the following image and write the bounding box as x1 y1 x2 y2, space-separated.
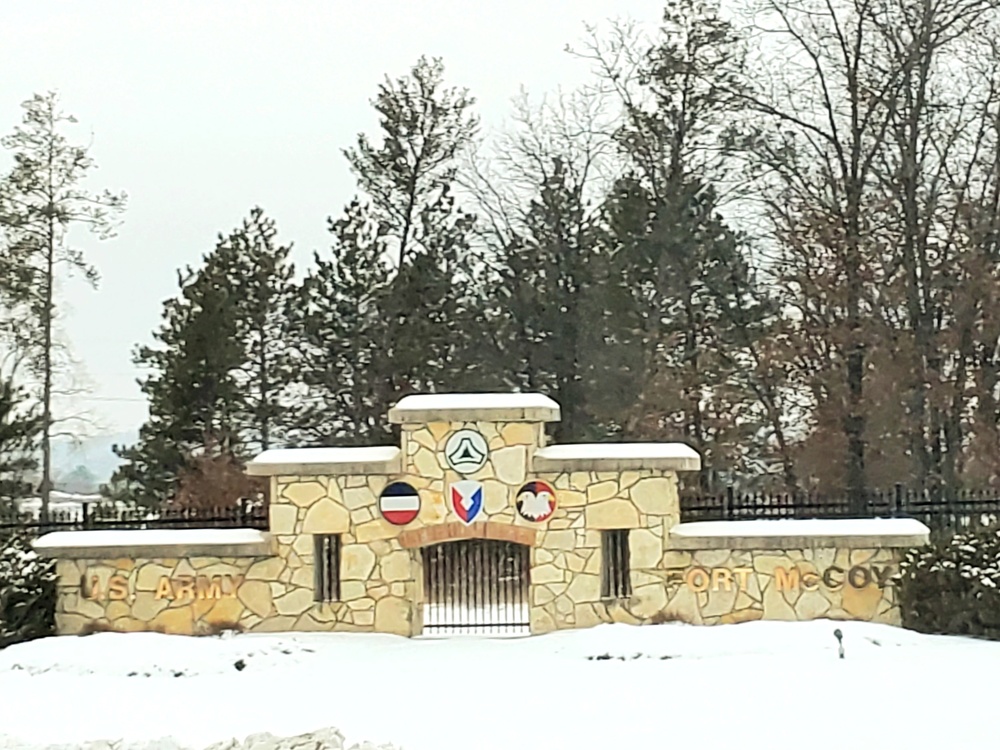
0 0 664 435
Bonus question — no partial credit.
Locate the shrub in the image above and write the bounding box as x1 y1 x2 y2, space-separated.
899 525 1000 639
0 532 56 649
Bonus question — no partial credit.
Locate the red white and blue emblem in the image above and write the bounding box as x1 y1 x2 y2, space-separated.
450 480 484 525
378 481 421 526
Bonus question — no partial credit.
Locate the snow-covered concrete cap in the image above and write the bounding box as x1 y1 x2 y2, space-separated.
532 443 701 472
246 446 402 477
33 528 272 559
388 392 561 424
667 518 931 551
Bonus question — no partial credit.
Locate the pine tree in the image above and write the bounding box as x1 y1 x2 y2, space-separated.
0 377 42 509
113 209 296 505
0 92 126 520
113 244 245 506
343 56 480 397
289 199 393 445
216 208 296 453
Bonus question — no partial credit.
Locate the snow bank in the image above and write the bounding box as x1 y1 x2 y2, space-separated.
2 622 1000 750
671 517 930 538
0 727 397 750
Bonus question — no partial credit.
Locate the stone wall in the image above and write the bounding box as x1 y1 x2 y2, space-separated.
268 420 683 637
658 547 902 626
54 556 273 635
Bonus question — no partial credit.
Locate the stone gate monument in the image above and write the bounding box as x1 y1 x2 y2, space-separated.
35 392 929 636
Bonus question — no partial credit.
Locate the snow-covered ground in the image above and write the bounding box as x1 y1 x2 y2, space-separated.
0 620 998 749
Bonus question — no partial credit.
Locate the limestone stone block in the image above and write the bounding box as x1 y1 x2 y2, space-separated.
662 586 703 625
533 586 555 606
629 529 662 569
565 552 586 573
354 610 375 626
700 584 740 619
574 603 605 629
292 535 314 558
374 597 411 636
238 580 274 618
104 601 130 621
762 580 798 620
587 481 618 503
543 529 576 551
150 606 194 634
530 607 556 634
204 596 245 627
249 615 298 633
341 544 377 580
850 548 877 566
291 566 314 589
720 608 764 624
555 594 573 617
413 447 444 479
631 583 669 619
794 589 832 620
63 593 105 620
629 476 674 515
355 519 396 543
270 504 298 535
284 481 326 507
693 549 731 568
492 445 527 484
842 578 884 620
130 591 167 620
532 564 564 584
663 551 693 569
500 422 535 445
342 486 374 510
274 588 315 617
534 548 554 564
246 557 285 581
55 560 79 581
380 551 411 582
482 479 509 514
586 499 639 529
753 554 795 576
302 499 350 534
135 563 174 592
340 581 366 601
54 612 90 634
567 573 601 604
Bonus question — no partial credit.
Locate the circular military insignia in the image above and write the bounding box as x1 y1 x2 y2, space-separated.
516 481 557 523
378 481 421 526
444 429 489 474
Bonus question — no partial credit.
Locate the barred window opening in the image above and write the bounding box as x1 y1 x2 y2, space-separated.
314 534 341 602
600 529 631 600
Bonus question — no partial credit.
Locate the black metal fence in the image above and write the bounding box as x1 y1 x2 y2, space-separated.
0 499 268 540
681 484 1000 530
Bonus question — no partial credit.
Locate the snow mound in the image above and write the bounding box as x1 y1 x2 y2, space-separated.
0 727 397 750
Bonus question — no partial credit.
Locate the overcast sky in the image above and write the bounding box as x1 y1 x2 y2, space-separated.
0 0 663 436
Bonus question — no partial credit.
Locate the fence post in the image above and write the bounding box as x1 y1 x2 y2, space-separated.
726 486 736 520
893 483 904 517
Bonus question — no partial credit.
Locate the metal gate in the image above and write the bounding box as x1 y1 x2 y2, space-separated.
421 539 530 636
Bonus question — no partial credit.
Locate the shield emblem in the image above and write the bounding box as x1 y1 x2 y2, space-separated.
450 480 484 525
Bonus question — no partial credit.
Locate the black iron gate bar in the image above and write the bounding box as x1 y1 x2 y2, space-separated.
422 538 529 636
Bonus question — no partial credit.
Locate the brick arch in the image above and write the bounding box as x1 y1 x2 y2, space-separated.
397 521 537 549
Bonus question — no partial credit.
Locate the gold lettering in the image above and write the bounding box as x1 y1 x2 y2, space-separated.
774 566 800 591
685 567 711 593
801 572 820 591
154 576 173 600
172 576 195 600
86 574 103 601
733 568 753 590
224 575 245 597
196 576 223 600
711 568 733 592
107 575 129 601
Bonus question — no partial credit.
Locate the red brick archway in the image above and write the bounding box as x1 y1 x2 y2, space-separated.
398 521 537 549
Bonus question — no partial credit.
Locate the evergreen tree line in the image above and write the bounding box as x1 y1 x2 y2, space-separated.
5 0 1000 514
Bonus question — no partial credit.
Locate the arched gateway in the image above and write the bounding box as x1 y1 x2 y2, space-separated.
421 539 530 636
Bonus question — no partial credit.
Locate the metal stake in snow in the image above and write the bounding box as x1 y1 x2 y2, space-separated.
834 628 844 659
